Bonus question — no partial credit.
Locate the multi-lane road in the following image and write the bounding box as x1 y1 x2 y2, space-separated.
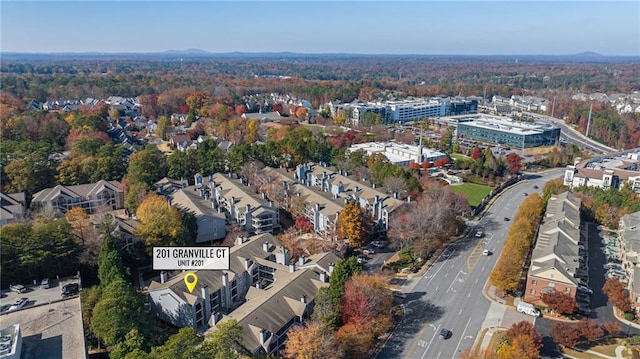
377 169 566 359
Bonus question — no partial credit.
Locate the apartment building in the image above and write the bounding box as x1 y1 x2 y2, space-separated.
260 164 405 239
524 192 584 306
0 192 26 227
209 173 280 234
564 149 640 194
31 180 124 215
148 233 339 356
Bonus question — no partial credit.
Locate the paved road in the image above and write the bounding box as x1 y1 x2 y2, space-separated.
377 169 566 359
525 112 617 154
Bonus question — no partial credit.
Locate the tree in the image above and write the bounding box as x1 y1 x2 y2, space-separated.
313 257 361 329
340 274 393 336
602 278 633 312
148 327 203 359
97 221 126 286
506 153 523 175
294 216 314 233
550 322 581 348
110 329 148 359
109 108 120 121
497 333 542 359
126 147 167 187
91 279 150 347
541 290 576 315
200 320 250 359
506 321 542 346
156 116 171 140
336 200 365 248
134 194 184 247
601 321 621 337
575 319 604 343
66 207 93 244
471 147 482 160
335 321 375 358
284 321 343 359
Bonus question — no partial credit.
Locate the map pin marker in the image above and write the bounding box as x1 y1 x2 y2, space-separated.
184 272 198 293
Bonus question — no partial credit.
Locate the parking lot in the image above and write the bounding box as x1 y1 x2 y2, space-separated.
0 276 82 314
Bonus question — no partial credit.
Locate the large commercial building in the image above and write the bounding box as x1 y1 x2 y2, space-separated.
456 116 561 149
347 142 447 167
564 149 640 194
327 97 478 125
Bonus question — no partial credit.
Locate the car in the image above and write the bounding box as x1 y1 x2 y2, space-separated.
41 278 50 289
8 297 28 312
483 249 491 256
439 328 452 339
533 185 539 189
9 284 26 293
604 263 623 270
475 230 484 238
62 283 80 296
363 248 375 255
371 241 385 248
578 285 593 294
504 217 511 222
523 193 528 196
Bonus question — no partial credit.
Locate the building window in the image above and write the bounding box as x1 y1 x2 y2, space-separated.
531 279 537 285
564 287 570 293
548 282 555 287
530 289 536 294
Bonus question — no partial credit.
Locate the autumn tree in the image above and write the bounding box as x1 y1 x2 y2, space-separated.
601 321 621 337
506 153 523 175
541 289 576 315
336 200 365 248
313 257 361 329
340 273 393 337
126 146 167 187
498 322 543 359
575 319 604 343
550 322 581 348
335 321 375 358
284 321 343 359
602 278 633 312
294 216 314 233
156 116 171 140
134 194 184 247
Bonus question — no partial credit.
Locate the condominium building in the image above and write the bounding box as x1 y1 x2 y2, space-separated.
564 149 640 194
524 192 585 306
31 180 125 215
618 211 640 313
148 233 339 356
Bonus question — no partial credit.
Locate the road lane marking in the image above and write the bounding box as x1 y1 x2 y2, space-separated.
418 326 440 359
452 317 473 359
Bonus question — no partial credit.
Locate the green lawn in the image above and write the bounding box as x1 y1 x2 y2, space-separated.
449 183 493 207
450 153 470 161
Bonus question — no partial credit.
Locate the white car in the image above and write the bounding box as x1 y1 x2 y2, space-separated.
577 285 593 294
483 249 491 256
8 297 28 312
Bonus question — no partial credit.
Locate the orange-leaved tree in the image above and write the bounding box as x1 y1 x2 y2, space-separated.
337 200 365 248
283 320 343 359
134 194 183 247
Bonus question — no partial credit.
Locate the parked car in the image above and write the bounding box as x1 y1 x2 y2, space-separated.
62 283 80 297
8 298 28 312
483 249 491 256
371 241 385 248
578 285 593 294
9 284 26 293
604 263 623 271
475 230 484 238
504 217 511 222
41 278 50 289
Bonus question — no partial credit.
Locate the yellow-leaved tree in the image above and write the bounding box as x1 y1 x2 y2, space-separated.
337 200 365 248
134 194 183 247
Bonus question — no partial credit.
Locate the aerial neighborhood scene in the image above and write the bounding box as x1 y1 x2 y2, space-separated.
2 1 640 359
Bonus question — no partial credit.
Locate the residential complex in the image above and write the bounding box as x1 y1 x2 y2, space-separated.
564 149 640 194
326 97 478 125
617 211 640 313
261 164 405 238
210 173 280 234
456 115 561 149
155 177 227 243
148 233 339 356
30 180 125 215
524 192 585 307
347 141 447 167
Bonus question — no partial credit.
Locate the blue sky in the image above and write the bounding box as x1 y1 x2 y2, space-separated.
1 1 639 55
